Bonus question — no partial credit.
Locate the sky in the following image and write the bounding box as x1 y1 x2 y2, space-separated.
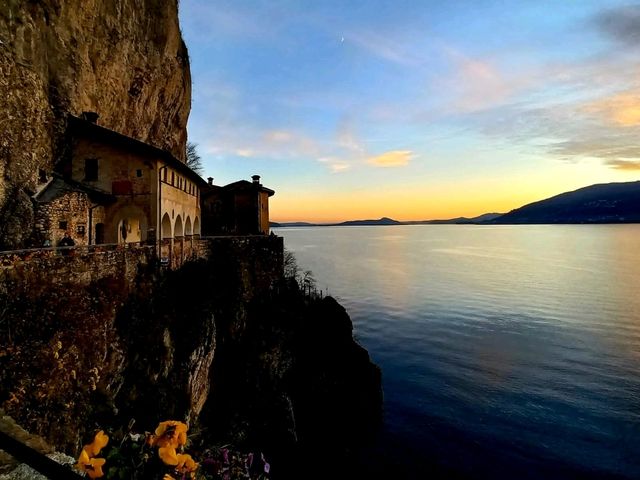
179 0 640 222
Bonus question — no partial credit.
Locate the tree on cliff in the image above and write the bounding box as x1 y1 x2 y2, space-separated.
186 142 204 176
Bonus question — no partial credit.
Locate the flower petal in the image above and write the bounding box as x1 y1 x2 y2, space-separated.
159 447 179 466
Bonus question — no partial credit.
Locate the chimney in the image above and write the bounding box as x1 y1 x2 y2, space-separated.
207 177 214 185
251 175 261 185
81 111 99 124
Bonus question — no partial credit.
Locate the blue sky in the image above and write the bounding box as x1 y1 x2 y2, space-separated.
179 1 640 221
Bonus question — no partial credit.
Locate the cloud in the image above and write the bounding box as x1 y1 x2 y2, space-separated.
264 130 294 143
594 5 640 48
318 157 351 173
203 127 321 161
336 117 365 154
348 30 424 67
366 150 413 167
550 138 640 163
438 47 531 113
583 92 640 126
234 149 255 158
605 159 640 171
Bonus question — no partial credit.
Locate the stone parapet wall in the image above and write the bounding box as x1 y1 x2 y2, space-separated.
198 235 284 299
0 243 156 288
0 235 284 291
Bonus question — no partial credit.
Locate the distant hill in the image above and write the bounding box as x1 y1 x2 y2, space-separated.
491 181 640 224
335 217 402 226
406 213 503 225
270 221 316 227
271 213 502 227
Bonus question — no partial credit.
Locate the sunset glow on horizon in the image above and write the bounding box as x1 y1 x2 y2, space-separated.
180 1 640 222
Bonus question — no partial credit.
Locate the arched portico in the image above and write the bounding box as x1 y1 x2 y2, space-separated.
111 205 148 243
174 215 183 237
161 213 172 239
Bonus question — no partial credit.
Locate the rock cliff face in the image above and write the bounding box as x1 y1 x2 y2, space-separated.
0 0 191 248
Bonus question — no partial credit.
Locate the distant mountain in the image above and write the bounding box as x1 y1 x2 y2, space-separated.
406 213 503 225
491 181 640 224
271 213 504 227
335 217 402 226
467 212 505 223
270 221 316 227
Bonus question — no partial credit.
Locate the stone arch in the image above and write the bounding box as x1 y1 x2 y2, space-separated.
161 213 172 239
174 215 183 237
185 216 192 236
193 216 201 235
112 205 148 244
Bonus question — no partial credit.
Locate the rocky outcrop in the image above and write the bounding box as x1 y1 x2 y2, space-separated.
202 291 383 477
0 0 191 248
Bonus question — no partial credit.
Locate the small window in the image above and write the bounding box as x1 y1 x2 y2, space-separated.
136 169 143 177
171 172 175 185
163 169 168 181
77 225 86 235
59 221 68 230
38 169 48 183
84 158 98 181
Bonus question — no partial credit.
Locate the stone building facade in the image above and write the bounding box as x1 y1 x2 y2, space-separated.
201 175 274 236
33 176 111 246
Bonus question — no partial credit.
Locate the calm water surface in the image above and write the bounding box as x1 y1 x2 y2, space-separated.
274 225 640 479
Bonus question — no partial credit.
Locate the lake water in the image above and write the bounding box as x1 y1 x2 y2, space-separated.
274 225 640 479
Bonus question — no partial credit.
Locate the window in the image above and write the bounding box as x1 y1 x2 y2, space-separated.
38 169 47 183
136 169 143 177
84 158 98 181
59 221 67 230
171 172 175 185
163 169 168 182
77 224 86 235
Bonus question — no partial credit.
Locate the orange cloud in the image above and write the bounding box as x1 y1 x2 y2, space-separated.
585 92 640 126
366 150 413 167
605 159 640 170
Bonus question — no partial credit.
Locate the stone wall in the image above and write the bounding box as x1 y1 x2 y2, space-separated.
0 235 283 288
198 235 284 300
34 190 96 247
0 244 156 288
